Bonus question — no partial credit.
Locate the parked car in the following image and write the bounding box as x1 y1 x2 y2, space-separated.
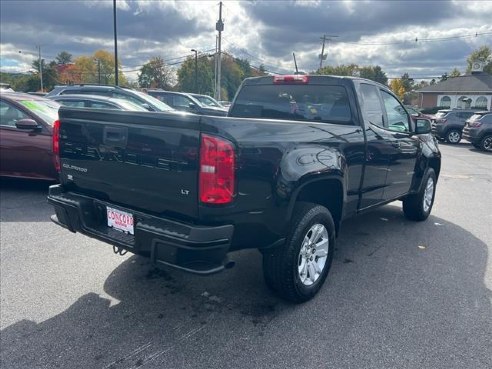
431 109 477 144
190 93 225 108
49 94 148 111
0 92 60 181
48 74 440 302
46 84 174 112
0 83 14 92
404 105 431 119
219 100 232 108
147 90 228 116
462 111 492 152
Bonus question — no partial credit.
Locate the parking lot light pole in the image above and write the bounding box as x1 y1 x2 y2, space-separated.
191 49 198 93
113 0 119 86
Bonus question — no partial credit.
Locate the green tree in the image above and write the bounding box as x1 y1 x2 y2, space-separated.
318 63 359 76
466 45 492 74
56 51 73 65
177 55 214 94
31 58 58 91
400 73 414 92
138 57 174 89
449 68 461 78
359 65 388 85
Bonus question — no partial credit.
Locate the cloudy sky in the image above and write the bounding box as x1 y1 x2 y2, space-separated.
1 0 491 81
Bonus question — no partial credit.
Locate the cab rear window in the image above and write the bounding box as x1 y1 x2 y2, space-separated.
230 85 352 124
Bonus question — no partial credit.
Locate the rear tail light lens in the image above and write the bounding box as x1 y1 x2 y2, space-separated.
469 121 482 127
273 75 309 84
199 134 235 204
436 118 447 124
52 120 61 172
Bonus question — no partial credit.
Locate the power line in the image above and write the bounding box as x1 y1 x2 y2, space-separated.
332 31 492 46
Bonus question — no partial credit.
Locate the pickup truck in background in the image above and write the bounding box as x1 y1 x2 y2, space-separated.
48 75 441 302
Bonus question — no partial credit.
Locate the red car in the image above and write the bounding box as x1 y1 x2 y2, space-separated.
0 92 60 181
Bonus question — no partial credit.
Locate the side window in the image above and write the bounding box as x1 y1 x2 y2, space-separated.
482 114 492 124
174 95 192 108
89 102 118 110
0 101 29 127
112 92 143 107
381 90 410 132
359 84 384 128
58 100 85 108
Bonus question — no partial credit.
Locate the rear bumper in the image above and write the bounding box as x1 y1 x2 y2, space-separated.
47 185 234 275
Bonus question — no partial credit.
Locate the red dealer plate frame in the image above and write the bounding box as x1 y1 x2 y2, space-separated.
107 206 134 235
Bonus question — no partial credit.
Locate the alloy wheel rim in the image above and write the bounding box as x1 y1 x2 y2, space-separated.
298 223 329 286
483 137 492 151
423 177 434 213
448 131 460 143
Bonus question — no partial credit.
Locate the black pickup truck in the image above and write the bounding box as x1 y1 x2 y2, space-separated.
48 75 441 302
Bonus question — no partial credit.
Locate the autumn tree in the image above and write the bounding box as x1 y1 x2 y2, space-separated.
72 50 127 85
466 45 492 74
389 78 406 100
138 57 175 89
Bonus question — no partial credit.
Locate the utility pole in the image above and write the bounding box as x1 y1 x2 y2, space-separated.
319 34 338 70
216 1 224 100
97 59 101 84
113 0 119 86
37 45 43 92
191 49 198 93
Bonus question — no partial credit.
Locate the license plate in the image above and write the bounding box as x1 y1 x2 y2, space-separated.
107 206 134 235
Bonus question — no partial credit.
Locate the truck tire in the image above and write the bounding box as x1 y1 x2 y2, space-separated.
262 202 335 303
479 134 492 152
402 168 436 221
445 129 461 144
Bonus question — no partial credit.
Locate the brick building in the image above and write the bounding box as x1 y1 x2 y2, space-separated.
417 66 492 110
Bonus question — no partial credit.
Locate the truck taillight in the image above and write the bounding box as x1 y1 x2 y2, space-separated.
273 75 309 84
52 120 61 173
199 134 235 204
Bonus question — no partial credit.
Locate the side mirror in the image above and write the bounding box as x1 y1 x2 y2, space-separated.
415 118 431 134
188 103 198 111
141 103 154 111
15 119 41 130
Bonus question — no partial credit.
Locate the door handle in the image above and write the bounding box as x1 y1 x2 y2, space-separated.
103 126 128 147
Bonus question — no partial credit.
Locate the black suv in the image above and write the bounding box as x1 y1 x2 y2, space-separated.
431 109 476 144
462 111 492 152
46 85 174 112
147 90 228 116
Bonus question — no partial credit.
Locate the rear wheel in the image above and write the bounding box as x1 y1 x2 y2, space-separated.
403 168 436 221
262 202 335 303
479 135 492 152
446 129 461 144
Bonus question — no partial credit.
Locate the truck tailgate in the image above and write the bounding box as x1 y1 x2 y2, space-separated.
58 108 201 219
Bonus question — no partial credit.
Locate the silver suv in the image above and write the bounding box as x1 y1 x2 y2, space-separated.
431 109 477 144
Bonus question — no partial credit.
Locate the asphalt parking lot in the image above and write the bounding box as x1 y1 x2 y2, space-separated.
1 142 491 369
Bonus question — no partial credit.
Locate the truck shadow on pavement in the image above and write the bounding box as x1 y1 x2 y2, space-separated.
1 205 491 369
